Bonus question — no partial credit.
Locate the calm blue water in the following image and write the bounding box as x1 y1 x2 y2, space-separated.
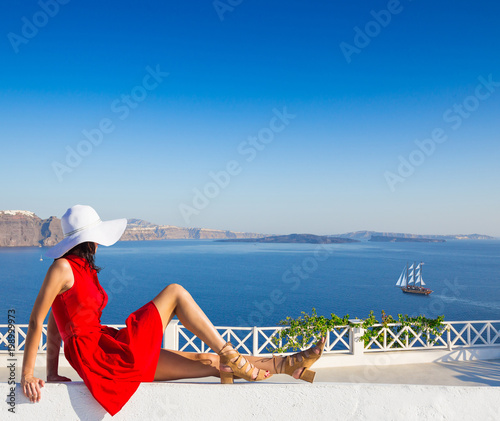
1 240 499 326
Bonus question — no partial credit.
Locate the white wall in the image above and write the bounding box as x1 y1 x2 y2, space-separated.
3 344 500 370
2 381 499 421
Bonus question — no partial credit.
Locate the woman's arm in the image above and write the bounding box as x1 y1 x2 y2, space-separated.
21 259 72 402
46 311 71 382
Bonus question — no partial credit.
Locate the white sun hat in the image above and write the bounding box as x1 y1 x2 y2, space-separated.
45 205 127 259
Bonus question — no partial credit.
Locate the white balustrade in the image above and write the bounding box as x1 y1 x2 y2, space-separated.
1 320 499 356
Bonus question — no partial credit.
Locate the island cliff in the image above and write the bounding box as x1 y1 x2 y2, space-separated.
218 234 358 244
334 231 494 241
0 210 495 248
0 211 263 247
369 235 445 243
0 211 63 247
121 219 264 241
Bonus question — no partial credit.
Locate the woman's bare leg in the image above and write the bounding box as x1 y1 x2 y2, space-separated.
154 350 219 381
153 350 276 381
153 347 324 381
151 283 269 380
151 284 323 381
152 283 226 353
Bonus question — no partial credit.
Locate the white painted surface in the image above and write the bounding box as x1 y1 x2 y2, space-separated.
313 345 500 368
3 381 499 421
3 344 500 371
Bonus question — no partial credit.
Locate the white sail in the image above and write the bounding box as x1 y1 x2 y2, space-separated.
415 264 421 285
418 262 426 285
396 268 406 287
408 264 414 284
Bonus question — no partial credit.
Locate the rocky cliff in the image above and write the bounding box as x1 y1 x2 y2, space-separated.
0 211 63 247
369 235 446 243
121 219 264 241
0 212 264 247
334 231 495 241
218 234 358 244
0 211 495 247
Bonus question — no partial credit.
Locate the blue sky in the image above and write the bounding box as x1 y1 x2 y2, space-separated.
1 0 499 236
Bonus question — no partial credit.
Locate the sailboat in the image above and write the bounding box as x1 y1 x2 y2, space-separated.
396 262 433 295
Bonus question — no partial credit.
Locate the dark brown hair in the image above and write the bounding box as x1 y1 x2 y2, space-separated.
62 241 102 273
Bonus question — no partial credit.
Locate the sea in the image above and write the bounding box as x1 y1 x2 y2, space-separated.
1 240 499 328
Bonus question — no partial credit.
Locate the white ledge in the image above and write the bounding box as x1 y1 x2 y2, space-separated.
3 380 500 420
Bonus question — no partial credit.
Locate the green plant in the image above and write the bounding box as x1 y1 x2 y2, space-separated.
271 308 350 353
359 311 446 348
270 308 445 353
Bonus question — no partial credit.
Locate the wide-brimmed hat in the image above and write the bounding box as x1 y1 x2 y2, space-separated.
45 205 127 258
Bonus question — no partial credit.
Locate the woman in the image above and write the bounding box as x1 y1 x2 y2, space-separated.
22 205 325 415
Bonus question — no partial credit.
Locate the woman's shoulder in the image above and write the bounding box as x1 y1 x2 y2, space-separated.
53 255 95 278
48 258 75 294
49 258 73 275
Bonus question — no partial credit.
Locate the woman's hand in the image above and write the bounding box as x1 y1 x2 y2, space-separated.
47 373 71 382
21 374 45 403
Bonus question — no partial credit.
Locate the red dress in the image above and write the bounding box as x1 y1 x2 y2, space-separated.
51 255 164 416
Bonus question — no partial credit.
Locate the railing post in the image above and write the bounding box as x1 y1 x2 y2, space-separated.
14 326 19 352
14 326 20 352
163 319 179 350
447 324 453 351
349 319 364 356
252 326 258 355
